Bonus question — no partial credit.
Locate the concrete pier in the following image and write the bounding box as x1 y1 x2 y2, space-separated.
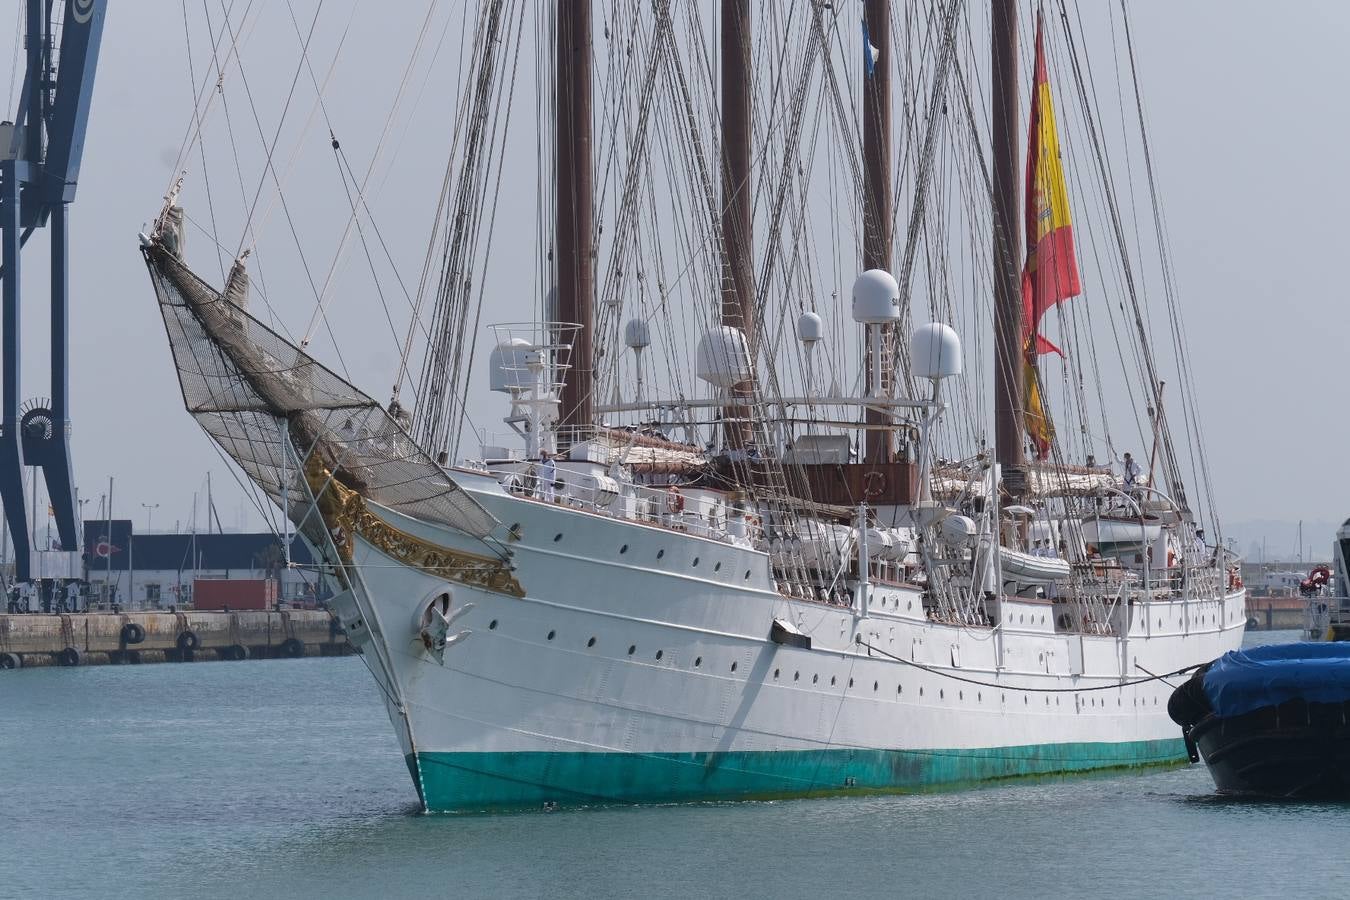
0 610 352 669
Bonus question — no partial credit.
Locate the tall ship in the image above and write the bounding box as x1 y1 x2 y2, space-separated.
141 1 1245 811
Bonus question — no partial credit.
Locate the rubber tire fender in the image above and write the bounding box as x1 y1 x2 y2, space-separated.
279 637 304 658
121 623 146 645
58 647 81 667
176 631 200 652
0 652 20 670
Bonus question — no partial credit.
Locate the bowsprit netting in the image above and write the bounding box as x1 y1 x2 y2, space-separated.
142 238 500 542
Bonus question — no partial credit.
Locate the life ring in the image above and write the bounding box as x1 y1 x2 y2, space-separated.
863 470 886 499
279 637 304 658
665 487 685 515
176 631 200 652
120 622 146 645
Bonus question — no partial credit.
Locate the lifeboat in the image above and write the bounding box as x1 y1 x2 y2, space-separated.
1080 513 1162 553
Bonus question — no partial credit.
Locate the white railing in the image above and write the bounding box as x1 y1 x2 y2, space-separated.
486 464 753 546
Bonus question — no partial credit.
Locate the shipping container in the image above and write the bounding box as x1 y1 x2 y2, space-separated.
191 578 277 611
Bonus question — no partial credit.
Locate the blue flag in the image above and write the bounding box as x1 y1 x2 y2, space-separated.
862 19 879 77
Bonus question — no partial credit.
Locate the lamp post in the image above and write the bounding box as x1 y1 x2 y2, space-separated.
141 503 159 533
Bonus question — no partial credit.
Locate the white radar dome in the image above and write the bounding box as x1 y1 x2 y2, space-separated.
696 325 752 389
488 338 532 393
624 317 651 350
910 322 962 381
796 311 823 344
851 269 900 324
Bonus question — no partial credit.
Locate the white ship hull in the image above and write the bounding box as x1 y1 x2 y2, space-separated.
335 471 1246 811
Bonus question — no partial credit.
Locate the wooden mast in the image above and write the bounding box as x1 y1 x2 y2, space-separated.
991 0 1025 496
862 0 893 465
557 0 594 443
721 0 753 449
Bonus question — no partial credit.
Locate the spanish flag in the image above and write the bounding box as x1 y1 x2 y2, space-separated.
1021 9 1080 458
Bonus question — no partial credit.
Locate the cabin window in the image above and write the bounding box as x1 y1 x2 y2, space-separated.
619 544 628 554
587 637 596 647
489 619 498 630
547 630 555 641
627 645 636 655
655 650 663 660
553 533 563 542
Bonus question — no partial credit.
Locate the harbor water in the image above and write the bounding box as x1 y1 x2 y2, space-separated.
3 630 1347 899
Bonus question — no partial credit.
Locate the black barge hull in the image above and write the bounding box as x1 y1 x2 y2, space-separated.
1189 699 1350 799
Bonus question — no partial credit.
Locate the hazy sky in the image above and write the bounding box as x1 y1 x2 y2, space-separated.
3 1 1348 549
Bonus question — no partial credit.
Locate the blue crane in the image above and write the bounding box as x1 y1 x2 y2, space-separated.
1 0 105 581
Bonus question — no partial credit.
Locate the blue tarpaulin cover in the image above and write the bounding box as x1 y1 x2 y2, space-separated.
1202 642 1350 717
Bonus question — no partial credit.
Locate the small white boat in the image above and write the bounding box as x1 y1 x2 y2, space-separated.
1082 515 1162 551
1000 547 1070 584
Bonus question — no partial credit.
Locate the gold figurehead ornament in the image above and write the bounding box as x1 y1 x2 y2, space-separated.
303 454 524 598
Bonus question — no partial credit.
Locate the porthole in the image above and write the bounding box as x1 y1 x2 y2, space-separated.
587 636 596 647
730 661 738 673
553 533 563 542
627 645 636 655
547 630 556 641
744 569 752 580
489 619 498 630
619 544 628 554
657 549 665 559
813 674 819 684
692 557 700 567
714 562 722 572
919 687 924 697
940 690 945 700
873 681 878 691
696 657 703 667
655 650 664 660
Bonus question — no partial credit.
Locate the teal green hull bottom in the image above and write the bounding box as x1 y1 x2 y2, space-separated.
408 738 1188 812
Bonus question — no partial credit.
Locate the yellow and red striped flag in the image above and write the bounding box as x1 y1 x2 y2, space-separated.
1021 9 1081 459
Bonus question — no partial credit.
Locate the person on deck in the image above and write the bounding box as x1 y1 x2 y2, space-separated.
539 451 557 503
1122 452 1141 489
